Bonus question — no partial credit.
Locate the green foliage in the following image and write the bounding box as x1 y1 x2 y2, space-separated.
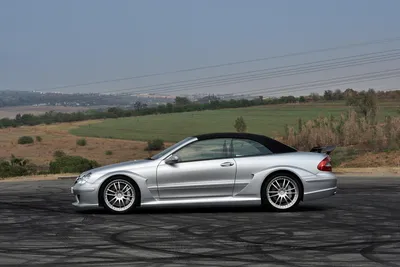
70 101 399 142
346 89 378 124
18 136 34 145
0 155 37 178
105 150 113 155
53 150 67 158
1 89 400 130
145 139 165 151
234 116 247 133
35 136 42 142
49 155 100 174
76 138 87 146
174 96 191 106
330 147 358 167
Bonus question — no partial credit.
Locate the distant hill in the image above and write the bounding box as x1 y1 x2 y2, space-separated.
0 90 175 108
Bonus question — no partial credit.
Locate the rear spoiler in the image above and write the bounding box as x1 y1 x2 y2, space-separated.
310 145 336 155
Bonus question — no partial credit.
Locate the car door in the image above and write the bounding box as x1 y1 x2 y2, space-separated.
230 138 274 195
156 138 236 199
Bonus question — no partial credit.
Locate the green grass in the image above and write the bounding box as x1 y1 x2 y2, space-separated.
69 102 399 142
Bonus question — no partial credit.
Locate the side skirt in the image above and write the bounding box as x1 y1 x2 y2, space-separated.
141 196 261 207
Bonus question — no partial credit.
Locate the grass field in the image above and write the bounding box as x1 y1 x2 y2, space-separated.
69 102 400 142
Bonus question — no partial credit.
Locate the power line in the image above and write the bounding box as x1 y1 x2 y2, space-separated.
102 50 400 95
28 36 400 92
102 48 400 94
240 68 400 96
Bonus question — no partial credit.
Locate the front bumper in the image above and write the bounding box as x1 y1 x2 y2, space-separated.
71 182 100 209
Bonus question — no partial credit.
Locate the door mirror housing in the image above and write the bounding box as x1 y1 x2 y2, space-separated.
165 155 180 165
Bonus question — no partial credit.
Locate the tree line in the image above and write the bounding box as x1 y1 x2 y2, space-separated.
0 88 399 129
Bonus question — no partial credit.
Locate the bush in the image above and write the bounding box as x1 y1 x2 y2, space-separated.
105 150 113 155
53 150 67 158
282 110 400 152
234 116 247 132
49 155 100 174
145 139 165 151
18 136 34 145
35 136 42 142
76 138 87 146
0 155 37 178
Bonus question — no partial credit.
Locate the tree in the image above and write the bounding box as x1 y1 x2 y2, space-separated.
323 90 333 101
333 89 343 100
309 93 320 102
174 97 191 106
234 116 247 132
346 89 378 123
133 101 144 111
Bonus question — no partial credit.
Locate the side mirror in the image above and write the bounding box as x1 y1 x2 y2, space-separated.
165 155 180 165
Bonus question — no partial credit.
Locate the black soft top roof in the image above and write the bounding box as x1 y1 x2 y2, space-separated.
193 132 297 154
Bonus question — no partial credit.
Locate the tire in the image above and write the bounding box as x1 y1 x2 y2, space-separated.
100 176 139 214
261 172 301 211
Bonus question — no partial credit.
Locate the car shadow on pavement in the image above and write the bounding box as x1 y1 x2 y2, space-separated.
76 204 332 215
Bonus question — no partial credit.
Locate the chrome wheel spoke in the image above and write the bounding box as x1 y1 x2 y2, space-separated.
272 182 280 190
282 179 287 189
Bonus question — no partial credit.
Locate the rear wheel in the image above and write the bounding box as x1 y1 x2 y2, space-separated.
101 177 138 214
261 173 301 211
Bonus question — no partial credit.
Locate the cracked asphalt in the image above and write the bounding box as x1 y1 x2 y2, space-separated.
0 176 399 266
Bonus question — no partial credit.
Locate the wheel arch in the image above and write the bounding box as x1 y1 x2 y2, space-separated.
260 170 304 202
98 175 142 207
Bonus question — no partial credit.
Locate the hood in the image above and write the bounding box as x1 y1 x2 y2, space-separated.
89 159 153 175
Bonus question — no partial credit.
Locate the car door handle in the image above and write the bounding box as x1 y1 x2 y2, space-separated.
220 162 234 167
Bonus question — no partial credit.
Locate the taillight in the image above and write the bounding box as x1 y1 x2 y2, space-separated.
317 156 332 171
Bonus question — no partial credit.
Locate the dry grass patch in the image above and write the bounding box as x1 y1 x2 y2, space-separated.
0 120 161 168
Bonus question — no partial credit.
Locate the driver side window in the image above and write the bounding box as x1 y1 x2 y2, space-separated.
174 138 232 162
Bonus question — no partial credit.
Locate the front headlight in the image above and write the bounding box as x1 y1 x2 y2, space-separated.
76 172 92 185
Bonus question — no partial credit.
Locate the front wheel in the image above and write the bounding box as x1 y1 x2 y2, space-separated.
261 173 301 211
101 177 138 214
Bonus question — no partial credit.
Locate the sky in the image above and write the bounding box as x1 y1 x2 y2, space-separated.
1 0 400 97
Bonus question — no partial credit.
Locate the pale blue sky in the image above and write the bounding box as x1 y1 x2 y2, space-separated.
1 0 400 96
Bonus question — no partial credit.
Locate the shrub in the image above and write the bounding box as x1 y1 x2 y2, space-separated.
145 139 165 151
282 110 400 152
234 116 247 132
53 150 67 158
18 136 34 145
76 138 87 146
105 150 113 155
35 136 42 142
0 155 37 178
49 155 100 174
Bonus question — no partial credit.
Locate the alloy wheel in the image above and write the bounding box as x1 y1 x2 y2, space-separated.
266 176 299 210
103 179 136 212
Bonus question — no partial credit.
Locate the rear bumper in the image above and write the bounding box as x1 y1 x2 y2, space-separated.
303 171 337 201
303 187 337 201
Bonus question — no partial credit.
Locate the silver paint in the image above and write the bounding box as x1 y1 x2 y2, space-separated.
71 136 337 211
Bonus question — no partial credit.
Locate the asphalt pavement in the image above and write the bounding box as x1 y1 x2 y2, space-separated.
0 176 399 266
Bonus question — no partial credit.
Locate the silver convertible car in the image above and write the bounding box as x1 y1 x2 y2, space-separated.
71 132 337 213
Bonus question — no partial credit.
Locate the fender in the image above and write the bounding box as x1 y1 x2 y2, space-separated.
94 170 158 203
234 165 316 198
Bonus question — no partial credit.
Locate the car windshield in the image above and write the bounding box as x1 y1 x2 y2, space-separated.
150 137 194 160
